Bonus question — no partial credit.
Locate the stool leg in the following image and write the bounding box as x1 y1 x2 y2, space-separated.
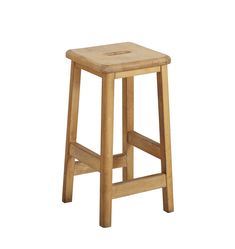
62 62 81 203
99 73 115 228
122 77 134 181
157 65 174 212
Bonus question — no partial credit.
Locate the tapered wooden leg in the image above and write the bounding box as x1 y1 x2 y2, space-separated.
157 65 174 212
122 77 134 181
100 73 115 228
62 62 81 203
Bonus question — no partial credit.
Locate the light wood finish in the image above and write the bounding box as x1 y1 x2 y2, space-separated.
115 66 160 79
100 73 115 227
74 62 104 78
113 153 127 168
66 42 170 73
70 142 127 171
74 155 126 175
128 131 161 159
62 62 81 202
122 77 134 181
74 161 97 175
70 143 100 171
157 65 174 212
112 173 166 199
63 43 174 227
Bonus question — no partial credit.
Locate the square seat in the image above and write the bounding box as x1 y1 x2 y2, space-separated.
66 42 171 73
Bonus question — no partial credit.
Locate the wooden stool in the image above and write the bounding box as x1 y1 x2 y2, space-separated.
62 42 174 227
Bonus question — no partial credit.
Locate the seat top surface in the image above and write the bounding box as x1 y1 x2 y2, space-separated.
66 42 171 73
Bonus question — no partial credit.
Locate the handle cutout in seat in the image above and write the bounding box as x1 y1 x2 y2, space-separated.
105 50 131 56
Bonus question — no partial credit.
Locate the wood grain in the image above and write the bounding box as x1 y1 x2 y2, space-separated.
63 43 173 227
99 73 115 227
115 66 160 79
74 62 104 78
66 42 170 73
122 77 134 181
128 131 161 158
74 161 97 175
112 173 166 199
70 142 127 171
157 65 174 212
70 143 100 171
62 62 81 202
113 153 127 168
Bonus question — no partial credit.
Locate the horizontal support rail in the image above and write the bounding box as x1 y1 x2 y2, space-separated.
113 153 127 168
70 143 100 171
127 131 161 159
74 161 97 175
115 66 160 79
70 143 127 173
74 62 104 78
112 173 166 199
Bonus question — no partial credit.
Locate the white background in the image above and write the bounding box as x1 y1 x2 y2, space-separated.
0 0 235 248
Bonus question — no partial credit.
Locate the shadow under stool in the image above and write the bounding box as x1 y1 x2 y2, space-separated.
62 42 174 228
